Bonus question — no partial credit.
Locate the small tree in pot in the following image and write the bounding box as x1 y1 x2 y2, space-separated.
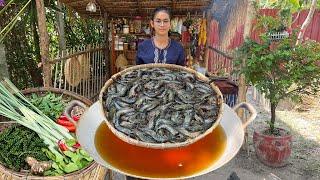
236 16 320 167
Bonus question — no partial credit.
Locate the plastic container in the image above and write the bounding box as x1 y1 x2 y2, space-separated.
123 25 129 34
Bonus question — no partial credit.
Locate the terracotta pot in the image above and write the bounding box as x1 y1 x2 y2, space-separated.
253 128 292 167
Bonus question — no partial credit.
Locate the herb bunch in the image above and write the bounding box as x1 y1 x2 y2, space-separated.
0 125 49 171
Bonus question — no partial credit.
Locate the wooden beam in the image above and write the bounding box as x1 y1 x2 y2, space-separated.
56 1 66 52
74 5 208 11
103 12 111 79
63 0 211 18
110 19 116 75
238 0 255 114
136 0 141 17
204 10 211 71
35 0 51 87
208 46 233 59
95 0 107 15
65 1 209 10
49 47 105 64
67 0 88 6
171 0 176 13
201 3 218 71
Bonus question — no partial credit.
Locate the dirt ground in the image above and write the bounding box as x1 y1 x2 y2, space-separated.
189 88 320 180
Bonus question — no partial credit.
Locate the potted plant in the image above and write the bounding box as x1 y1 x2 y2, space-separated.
236 15 320 167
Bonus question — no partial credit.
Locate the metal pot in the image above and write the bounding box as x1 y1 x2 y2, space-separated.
98 64 224 149
76 102 256 179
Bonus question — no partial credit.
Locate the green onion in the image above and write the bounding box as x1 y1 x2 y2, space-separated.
0 78 74 162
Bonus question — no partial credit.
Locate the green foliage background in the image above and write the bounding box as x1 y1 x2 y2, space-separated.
235 13 320 133
0 0 103 89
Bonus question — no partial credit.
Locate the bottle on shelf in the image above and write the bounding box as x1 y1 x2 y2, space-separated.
129 19 134 33
123 25 129 34
114 35 119 50
134 16 142 34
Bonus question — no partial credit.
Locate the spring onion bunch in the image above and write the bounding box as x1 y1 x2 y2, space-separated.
0 78 92 175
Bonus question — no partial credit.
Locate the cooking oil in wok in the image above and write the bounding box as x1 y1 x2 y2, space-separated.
95 123 226 178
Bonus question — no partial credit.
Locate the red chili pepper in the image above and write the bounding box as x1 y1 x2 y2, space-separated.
58 115 69 121
72 142 81 149
57 119 74 127
65 125 76 132
72 115 80 122
58 140 68 151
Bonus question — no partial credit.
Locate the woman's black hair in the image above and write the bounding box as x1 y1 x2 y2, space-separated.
152 6 171 20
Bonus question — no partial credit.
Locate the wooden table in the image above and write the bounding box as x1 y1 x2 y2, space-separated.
211 78 238 107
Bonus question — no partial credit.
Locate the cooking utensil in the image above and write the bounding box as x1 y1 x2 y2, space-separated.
76 102 256 179
99 64 224 149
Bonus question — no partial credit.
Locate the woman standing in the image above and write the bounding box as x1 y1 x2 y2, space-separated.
136 7 185 66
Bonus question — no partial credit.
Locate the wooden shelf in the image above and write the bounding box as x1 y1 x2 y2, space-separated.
115 49 136 52
114 32 151 37
111 31 150 75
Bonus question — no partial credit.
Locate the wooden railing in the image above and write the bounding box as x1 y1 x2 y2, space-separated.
50 44 108 100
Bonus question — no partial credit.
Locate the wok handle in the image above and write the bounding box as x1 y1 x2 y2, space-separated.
232 102 257 129
64 100 87 126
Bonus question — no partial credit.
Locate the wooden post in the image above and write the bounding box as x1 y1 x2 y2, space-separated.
238 0 255 156
204 10 211 71
56 0 66 52
110 19 116 75
238 1 255 112
35 0 51 87
103 13 111 79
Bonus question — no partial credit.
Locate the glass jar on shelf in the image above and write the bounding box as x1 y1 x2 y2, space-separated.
129 20 134 33
123 25 129 34
118 37 124 50
133 16 142 33
114 35 119 50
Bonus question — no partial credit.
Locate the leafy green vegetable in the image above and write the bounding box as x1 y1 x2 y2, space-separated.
43 148 93 175
63 162 79 173
29 92 69 120
0 79 93 176
65 139 77 147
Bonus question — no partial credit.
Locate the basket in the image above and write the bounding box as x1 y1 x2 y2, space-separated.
64 57 82 87
78 54 91 81
0 87 109 180
99 64 224 149
125 50 136 61
115 54 128 69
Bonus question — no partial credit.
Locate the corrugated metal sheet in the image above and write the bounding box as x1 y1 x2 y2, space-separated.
208 9 320 74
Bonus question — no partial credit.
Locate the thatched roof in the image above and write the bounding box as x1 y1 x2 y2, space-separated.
60 0 212 18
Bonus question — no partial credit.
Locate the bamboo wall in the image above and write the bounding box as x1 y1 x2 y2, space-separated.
51 44 107 100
